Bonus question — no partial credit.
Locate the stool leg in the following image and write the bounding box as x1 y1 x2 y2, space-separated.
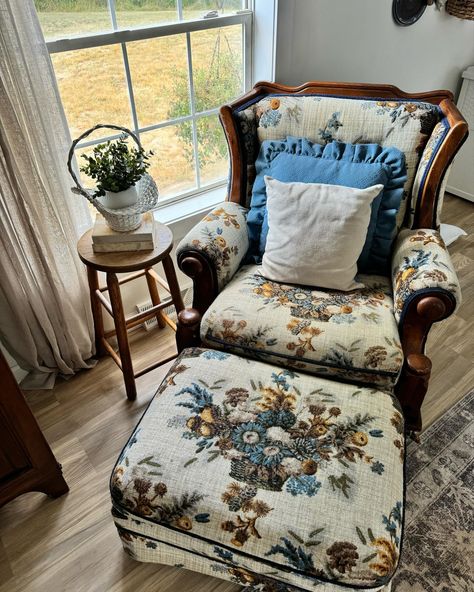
86 266 106 357
145 267 166 329
106 272 136 401
162 255 184 314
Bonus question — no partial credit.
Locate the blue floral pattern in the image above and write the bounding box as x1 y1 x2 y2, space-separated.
175 369 388 499
235 107 259 205
266 500 402 586
391 228 461 321
319 111 343 143
408 120 449 227
201 265 404 389
111 348 404 591
176 201 249 290
249 95 441 228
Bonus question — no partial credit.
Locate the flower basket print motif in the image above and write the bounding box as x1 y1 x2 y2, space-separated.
175 370 386 495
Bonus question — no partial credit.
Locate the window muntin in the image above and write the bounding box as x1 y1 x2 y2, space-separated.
35 1 251 202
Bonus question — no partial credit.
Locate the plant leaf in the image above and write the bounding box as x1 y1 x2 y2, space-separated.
288 530 304 544
194 513 210 523
184 457 198 468
356 527 367 545
309 527 325 538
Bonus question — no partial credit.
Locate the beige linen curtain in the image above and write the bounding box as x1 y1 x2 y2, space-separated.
0 1 95 388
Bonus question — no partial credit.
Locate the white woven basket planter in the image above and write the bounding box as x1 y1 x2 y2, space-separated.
68 124 159 232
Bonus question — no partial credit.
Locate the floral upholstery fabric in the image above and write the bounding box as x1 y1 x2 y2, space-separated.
200 265 403 389
235 107 259 208
408 120 450 227
176 202 249 291
236 95 441 227
111 348 404 591
391 228 461 322
116 528 393 592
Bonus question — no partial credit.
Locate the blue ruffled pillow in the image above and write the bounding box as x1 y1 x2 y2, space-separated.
246 137 407 274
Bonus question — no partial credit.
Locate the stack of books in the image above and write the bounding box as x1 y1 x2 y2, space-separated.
92 213 155 253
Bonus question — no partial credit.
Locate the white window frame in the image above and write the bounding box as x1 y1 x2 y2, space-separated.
45 1 253 206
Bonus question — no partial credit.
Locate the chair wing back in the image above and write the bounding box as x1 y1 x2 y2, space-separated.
220 81 468 229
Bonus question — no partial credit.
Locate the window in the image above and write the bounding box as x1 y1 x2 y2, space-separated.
35 1 252 203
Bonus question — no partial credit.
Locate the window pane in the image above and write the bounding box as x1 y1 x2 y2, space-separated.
191 25 243 113
52 45 132 140
33 0 111 40
73 142 107 218
140 125 196 198
197 114 228 186
75 144 96 190
115 1 178 29
182 0 244 20
127 34 189 128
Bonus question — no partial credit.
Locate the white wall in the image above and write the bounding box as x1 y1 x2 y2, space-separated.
275 0 474 95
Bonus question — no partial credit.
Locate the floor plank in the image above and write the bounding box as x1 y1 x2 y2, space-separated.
0 194 472 591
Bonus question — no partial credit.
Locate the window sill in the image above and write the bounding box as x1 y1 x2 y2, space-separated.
153 184 227 229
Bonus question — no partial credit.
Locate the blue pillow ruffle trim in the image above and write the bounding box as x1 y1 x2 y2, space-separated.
246 137 407 275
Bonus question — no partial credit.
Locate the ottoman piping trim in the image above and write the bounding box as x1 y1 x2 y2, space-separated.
203 334 401 379
115 522 306 592
111 496 399 590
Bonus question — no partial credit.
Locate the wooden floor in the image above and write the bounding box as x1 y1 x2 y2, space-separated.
0 194 472 592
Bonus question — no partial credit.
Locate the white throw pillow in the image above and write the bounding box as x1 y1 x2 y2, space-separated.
261 177 384 291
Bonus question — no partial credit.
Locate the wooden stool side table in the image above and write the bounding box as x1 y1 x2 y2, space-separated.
77 221 184 401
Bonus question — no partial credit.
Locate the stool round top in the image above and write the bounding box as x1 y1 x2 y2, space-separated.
77 220 173 273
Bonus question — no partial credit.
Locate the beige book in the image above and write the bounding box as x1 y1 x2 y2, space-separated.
92 212 155 244
92 241 154 253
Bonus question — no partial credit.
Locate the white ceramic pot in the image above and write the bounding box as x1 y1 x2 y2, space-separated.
100 184 138 210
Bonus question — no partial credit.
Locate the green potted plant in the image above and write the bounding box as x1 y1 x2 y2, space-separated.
80 137 153 210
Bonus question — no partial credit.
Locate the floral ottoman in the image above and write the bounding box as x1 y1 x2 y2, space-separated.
110 348 404 592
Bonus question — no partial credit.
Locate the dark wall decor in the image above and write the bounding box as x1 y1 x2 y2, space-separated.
393 0 434 26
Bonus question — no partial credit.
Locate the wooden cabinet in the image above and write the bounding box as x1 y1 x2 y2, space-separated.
0 350 68 507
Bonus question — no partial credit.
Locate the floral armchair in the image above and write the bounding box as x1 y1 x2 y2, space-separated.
175 81 468 432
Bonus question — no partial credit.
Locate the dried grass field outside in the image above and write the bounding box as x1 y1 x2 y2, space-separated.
39 9 243 197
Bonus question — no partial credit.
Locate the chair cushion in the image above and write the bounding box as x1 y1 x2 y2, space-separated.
201 265 403 389
247 138 407 274
242 95 440 227
111 347 404 591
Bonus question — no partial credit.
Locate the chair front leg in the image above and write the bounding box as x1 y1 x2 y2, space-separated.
395 293 454 432
176 308 202 353
176 250 218 352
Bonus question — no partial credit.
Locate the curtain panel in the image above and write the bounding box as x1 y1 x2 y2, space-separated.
0 1 95 388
